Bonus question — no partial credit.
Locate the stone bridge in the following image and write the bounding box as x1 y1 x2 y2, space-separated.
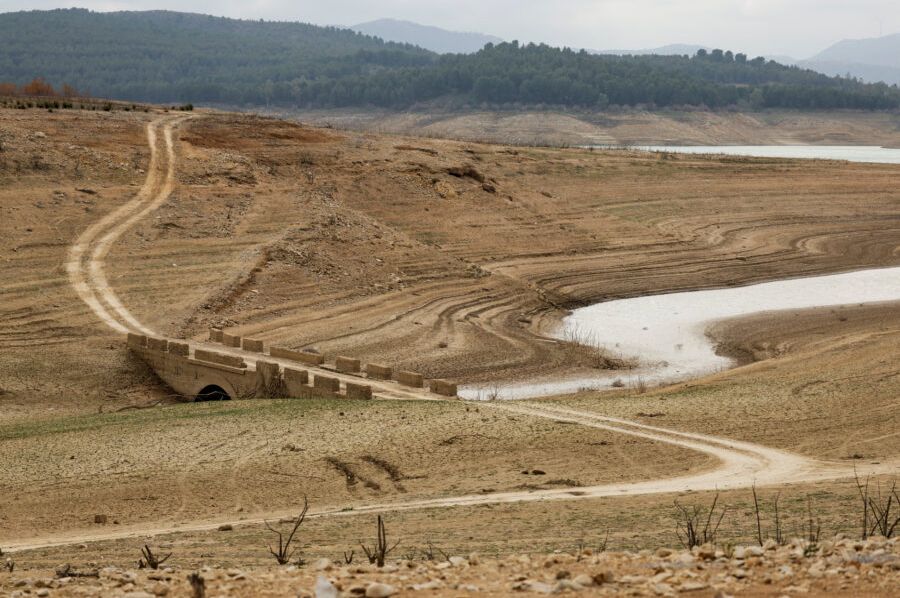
127 330 458 402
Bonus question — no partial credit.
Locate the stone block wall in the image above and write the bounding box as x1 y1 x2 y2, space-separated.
146 337 168 351
168 342 190 357
271 347 325 365
194 349 247 369
396 370 425 388
313 374 341 395
335 356 361 373
346 382 373 400
366 363 393 380
242 338 265 353
429 379 458 397
222 333 241 348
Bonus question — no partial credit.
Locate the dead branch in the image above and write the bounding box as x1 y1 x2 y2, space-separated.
674 492 727 549
265 496 309 565
359 515 400 567
138 544 172 569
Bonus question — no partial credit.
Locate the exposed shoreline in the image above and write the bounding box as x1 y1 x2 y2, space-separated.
270 107 900 148
462 266 900 400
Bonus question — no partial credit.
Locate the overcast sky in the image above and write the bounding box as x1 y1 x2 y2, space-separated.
3 1 899 58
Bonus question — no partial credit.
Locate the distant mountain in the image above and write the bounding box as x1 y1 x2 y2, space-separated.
597 44 709 57
351 19 502 54
800 33 900 85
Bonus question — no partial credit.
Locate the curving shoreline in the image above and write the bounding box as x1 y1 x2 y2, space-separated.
462 266 900 400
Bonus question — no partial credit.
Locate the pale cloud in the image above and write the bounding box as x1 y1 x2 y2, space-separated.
3 0 899 58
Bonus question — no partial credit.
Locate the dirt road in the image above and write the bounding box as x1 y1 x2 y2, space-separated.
65 115 186 336
7 400 897 554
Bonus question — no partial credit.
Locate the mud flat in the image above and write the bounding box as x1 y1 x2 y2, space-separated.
462 266 900 399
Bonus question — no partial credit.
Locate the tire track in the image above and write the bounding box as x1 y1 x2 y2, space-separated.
65 115 189 335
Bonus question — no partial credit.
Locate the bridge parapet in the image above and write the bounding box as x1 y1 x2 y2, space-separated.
127 330 460 401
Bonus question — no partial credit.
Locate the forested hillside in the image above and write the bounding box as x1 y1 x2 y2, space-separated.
2 9 899 110
0 9 432 104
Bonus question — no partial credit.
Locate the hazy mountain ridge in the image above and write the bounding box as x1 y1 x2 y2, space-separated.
351 18 502 54
800 33 900 85
812 33 900 68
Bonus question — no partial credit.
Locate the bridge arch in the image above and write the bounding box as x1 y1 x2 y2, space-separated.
186 374 242 402
195 384 232 402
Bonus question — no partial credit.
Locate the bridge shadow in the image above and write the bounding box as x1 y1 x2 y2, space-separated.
195 384 232 402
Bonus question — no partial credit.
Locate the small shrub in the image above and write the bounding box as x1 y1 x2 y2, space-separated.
674 492 727 548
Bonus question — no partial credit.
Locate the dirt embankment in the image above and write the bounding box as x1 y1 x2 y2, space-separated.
709 302 900 366
279 108 900 147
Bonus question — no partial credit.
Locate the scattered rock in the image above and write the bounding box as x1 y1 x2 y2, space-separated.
315 576 339 598
433 180 457 199
217 524 233 531
513 580 555 593
447 165 485 183
573 573 594 587
365 581 398 597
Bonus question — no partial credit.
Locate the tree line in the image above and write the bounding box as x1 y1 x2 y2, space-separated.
2 9 899 111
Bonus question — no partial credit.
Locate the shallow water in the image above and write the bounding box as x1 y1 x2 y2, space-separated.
460 267 900 400
639 145 900 164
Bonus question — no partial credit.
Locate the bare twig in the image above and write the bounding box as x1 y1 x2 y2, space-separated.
773 491 783 545
752 484 763 546
805 495 821 545
138 544 172 570
674 493 727 548
359 515 400 567
855 469 870 540
265 497 309 565
867 481 900 538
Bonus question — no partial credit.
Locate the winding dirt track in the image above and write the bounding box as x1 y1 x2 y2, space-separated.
66 115 186 336
26 115 895 553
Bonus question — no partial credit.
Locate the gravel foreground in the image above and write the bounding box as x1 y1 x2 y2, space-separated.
3 536 898 597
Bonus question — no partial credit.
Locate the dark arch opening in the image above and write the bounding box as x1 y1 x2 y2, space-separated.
195 384 231 402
